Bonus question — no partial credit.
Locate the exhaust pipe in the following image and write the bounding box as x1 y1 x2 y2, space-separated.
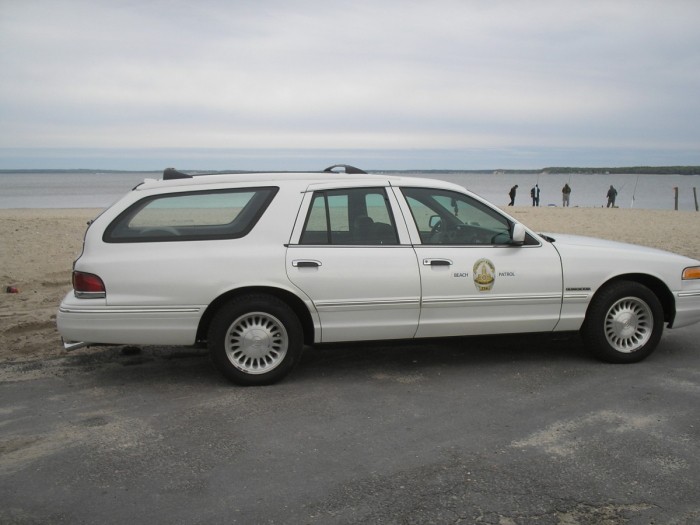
62 339 90 351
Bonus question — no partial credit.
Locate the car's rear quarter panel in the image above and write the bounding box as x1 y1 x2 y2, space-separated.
61 181 312 345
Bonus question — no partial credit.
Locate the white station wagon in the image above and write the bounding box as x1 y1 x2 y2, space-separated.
58 165 700 385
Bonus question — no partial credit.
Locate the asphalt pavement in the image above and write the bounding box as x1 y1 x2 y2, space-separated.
1 327 699 524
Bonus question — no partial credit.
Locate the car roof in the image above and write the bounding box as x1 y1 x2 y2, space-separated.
134 168 464 193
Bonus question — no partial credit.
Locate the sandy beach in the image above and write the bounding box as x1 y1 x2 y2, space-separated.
1 206 699 363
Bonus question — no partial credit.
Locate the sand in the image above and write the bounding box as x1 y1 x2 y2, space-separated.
1 206 699 363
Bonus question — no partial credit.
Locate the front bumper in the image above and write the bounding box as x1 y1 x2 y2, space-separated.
671 290 700 329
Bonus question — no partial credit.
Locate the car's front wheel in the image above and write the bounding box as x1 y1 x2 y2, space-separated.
582 281 664 363
208 294 303 385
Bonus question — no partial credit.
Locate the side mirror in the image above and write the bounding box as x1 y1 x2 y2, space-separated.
511 223 526 245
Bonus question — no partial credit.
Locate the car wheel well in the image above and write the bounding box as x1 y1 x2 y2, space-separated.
196 287 314 346
589 274 674 325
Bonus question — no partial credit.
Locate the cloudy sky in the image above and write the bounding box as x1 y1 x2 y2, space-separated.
1 0 699 170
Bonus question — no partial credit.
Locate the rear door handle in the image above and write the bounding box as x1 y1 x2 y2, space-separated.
423 258 453 266
292 259 322 268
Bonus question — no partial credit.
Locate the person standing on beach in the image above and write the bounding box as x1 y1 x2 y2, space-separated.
562 183 571 207
530 184 540 206
606 185 618 208
508 185 518 206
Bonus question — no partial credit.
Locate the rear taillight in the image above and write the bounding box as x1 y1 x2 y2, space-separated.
73 271 106 299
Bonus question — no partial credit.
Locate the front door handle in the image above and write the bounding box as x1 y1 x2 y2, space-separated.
423 258 453 266
292 259 322 268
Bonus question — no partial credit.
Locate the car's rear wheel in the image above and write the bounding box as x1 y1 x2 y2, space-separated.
208 294 303 385
582 281 664 363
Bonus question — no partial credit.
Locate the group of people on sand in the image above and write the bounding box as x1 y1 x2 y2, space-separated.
507 183 618 208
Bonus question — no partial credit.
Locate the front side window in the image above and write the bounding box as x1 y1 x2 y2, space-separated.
401 187 514 245
300 188 398 245
104 187 278 242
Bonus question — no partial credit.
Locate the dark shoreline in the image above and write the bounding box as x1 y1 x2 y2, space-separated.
2 166 700 176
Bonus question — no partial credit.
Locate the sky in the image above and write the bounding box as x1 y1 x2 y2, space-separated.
1 0 700 171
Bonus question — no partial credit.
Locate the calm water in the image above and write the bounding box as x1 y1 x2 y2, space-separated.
405 171 700 211
0 170 699 211
0 171 155 209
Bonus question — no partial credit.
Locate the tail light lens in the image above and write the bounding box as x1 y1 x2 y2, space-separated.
73 271 106 299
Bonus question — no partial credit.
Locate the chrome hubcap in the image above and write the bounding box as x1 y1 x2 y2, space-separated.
604 296 653 353
225 312 288 374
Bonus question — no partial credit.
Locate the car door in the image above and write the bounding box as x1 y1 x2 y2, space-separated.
286 184 421 342
396 186 563 338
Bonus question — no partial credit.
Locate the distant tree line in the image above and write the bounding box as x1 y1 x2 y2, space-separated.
377 166 700 176
3 166 700 175
541 166 700 175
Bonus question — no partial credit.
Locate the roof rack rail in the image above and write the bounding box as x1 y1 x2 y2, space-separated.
323 164 367 174
163 167 193 180
161 165 366 180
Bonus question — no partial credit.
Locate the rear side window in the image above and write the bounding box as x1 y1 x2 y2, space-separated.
104 187 278 242
299 188 398 245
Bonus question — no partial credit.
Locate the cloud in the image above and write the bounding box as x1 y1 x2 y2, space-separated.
1 0 700 167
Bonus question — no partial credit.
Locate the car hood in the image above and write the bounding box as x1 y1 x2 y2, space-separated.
539 232 699 264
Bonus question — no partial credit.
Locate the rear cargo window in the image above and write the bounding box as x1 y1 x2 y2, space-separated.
103 187 278 242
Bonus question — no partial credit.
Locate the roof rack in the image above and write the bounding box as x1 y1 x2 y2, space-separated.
323 164 367 174
162 164 367 180
163 167 193 180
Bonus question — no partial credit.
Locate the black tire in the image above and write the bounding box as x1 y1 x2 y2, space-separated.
581 281 664 363
208 294 303 386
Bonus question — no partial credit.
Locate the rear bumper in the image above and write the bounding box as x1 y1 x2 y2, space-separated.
57 293 205 347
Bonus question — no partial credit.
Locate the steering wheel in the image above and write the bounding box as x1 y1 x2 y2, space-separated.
490 231 510 244
430 219 442 235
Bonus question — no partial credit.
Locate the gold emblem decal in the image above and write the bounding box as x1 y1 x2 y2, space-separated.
473 258 496 292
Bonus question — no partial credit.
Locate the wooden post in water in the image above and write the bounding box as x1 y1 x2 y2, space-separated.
694 187 699 211
674 187 679 210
